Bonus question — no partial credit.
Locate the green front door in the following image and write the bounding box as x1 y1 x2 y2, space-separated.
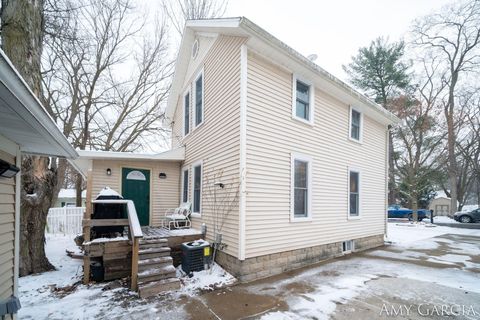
122 167 150 226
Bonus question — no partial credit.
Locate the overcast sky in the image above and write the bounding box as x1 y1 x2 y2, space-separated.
224 0 454 81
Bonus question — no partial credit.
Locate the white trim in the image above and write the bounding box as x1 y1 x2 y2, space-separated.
347 167 361 219
385 126 390 237
238 45 248 260
191 160 203 216
348 106 363 144
181 166 189 205
291 74 315 125
342 240 354 253
290 153 313 222
193 68 205 129
182 89 191 137
13 146 21 296
76 147 185 161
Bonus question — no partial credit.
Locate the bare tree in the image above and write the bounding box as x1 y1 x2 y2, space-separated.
42 0 173 202
412 0 480 212
162 0 228 37
393 59 447 220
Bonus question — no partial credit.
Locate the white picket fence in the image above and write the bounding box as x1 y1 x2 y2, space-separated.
46 207 85 235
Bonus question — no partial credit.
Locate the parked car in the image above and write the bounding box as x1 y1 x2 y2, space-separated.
387 205 430 221
453 208 480 223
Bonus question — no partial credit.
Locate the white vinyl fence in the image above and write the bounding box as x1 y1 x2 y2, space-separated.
46 207 85 235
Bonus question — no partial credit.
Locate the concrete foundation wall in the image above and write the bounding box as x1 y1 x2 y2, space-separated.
216 234 384 282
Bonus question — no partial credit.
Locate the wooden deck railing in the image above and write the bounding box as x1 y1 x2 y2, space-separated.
83 194 143 291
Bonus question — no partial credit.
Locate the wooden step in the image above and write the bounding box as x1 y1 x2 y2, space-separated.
139 238 168 245
139 247 171 260
138 256 173 272
138 265 176 283
138 278 181 298
139 242 168 250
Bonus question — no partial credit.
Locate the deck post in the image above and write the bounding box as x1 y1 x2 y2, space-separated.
83 169 93 285
131 237 139 291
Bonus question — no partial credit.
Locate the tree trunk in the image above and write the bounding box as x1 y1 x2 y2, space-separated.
75 173 83 207
1 0 56 276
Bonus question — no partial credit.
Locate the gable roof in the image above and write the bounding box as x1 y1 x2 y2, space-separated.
0 49 77 159
165 17 399 126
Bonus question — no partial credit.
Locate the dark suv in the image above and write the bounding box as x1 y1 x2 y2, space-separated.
453 208 480 223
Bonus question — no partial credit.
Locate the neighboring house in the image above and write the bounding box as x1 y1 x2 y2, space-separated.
75 17 398 282
429 191 451 216
54 189 87 208
0 50 77 318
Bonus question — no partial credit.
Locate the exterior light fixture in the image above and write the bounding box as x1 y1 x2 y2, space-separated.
214 182 225 188
106 168 112 176
0 159 20 178
159 172 167 179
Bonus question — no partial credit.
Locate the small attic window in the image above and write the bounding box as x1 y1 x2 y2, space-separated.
192 39 199 59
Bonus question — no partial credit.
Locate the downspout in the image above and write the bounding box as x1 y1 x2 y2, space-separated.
238 44 248 261
385 125 391 240
14 147 21 296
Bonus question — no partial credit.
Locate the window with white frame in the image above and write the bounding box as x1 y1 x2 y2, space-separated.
349 170 360 217
182 168 189 203
292 76 314 123
342 240 354 253
350 108 362 141
192 162 202 214
194 71 204 127
291 154 312 219
183 91 190 136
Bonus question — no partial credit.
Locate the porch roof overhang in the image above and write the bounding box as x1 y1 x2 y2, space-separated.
0 50 78 159
165 17 400 127
72 147 185 178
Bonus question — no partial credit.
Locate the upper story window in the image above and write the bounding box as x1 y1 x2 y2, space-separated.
349 169 360 217
349 107 362 142
292 75 314 124
194 71 204 127
291 153 312 221
183 91 190 136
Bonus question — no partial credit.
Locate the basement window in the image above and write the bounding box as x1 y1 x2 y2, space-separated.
342 240 354 253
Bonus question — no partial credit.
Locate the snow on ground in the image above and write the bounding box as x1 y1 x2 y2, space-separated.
256 223 480 320
431 215 459 223
19 235 235 320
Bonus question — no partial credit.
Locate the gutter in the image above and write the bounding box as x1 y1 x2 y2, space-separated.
0 49 78 159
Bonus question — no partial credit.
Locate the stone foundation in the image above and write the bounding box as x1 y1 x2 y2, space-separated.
216 234 384 282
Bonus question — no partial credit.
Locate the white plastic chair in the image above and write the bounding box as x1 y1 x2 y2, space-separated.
163 202 192 230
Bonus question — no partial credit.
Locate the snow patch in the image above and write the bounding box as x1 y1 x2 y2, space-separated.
176 263 236 297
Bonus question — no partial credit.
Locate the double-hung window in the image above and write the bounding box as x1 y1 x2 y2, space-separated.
194 71 204 127
181 169 189 203
350 107 362 142
291 154 312 220
183 91 190 136
292 76 314 124
192 162 202 215
349 170 360 217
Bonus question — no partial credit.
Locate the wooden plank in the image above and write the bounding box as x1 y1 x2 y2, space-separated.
83 219 129 227
131 237 139 291
83 169 93 285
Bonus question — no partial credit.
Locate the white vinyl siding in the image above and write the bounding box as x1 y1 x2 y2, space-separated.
0 149 16 302
171 36 247 258
245 51 387 258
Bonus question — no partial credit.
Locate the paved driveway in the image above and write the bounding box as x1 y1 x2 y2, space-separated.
120 231 480 320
